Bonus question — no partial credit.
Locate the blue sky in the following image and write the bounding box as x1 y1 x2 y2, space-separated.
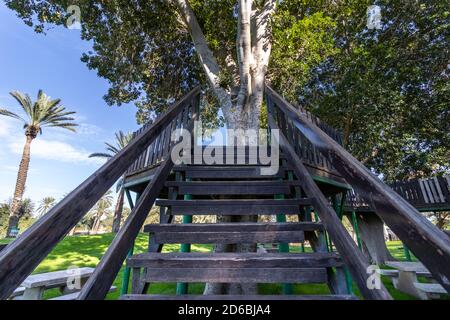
0 3 141 206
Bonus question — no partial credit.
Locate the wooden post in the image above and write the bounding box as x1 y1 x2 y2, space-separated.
351 211 363 249
176 174 192 295
403 244 412 262
120 189 139 296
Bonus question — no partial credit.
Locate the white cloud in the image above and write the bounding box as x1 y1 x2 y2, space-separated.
8 139 103 165
77 123 102 135
0 118 14 137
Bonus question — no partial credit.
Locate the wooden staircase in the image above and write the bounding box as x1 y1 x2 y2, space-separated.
1 85 449 301
121 163 356 300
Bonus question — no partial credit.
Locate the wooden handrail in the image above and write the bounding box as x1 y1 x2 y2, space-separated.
268 113 391 300
0 86 201 300
266 85 450 294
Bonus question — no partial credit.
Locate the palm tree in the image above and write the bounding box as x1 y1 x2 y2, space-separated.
0 90 77 237
36 197 56 218
89 131 133 233
89 190 114 234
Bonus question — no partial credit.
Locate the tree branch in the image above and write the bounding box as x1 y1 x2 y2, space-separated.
172 0 232 114
236 0 253 109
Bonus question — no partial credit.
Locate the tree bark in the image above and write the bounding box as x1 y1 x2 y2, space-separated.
112 188 125 233
7 134 34 237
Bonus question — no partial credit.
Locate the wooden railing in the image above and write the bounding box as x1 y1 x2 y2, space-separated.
265 85 450 295
265 91 341 177
0 87 201 300
346 177 450 212
125 101 194 176
391 177 450 210
266 87 391 300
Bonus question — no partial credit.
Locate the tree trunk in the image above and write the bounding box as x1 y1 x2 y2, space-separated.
112 188 125 233
91 214 103 234
7 135 34 237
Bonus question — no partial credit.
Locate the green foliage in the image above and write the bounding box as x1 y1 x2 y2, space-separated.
89 130 133 159
291 0 450 182
0 199 35 237
4 0 449 180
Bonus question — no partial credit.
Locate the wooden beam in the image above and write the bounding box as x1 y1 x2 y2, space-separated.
266 85 450 294
0 87 200 300
76 104 197 300
268 113 392 300
76 154 176 299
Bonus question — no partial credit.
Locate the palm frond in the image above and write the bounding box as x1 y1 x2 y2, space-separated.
0 109 26 122
9 91 33 118
89 152 112 158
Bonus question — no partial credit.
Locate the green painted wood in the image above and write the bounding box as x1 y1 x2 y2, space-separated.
120 190 140 296
177 176 192 295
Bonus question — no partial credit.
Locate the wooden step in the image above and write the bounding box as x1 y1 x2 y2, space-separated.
129 252 338 284
144 222 322 244
188 146 287 166
173 165 288 179
165 180 300 195
127 252 343 269
120 294 358 300
155 199 311 215
137 267 327 284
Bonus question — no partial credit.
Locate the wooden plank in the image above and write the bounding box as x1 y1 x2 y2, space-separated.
267 112 392 300
174 165 286 179
0 87 200 300
414 283 446 294
142 267 327 284
120 294 357 300
267 85 450 296
385 261 430 273
165 180 299 195
151 231 305 244
21 268 94 288
49 286 116 300
156 199 311 215
127 252 342 268
144 222 323 233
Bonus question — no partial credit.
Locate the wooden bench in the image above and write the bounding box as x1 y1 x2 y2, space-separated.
414 283 448 300
384 261 438 299
49 286 116 300
11 267 94 300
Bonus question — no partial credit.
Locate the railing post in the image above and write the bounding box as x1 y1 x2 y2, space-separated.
176 174 192 295
120 189 140 296
351 211 363 249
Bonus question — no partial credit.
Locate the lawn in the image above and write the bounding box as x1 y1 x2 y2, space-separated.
0 235 444 300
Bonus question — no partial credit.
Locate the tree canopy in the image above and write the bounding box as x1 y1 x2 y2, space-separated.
5 0 449 181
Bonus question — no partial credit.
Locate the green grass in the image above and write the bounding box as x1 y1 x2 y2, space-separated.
0 235 446 300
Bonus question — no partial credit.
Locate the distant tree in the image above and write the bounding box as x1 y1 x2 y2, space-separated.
0 90 78 236
425 212 450 231
89 131 133 233
1 199 35 238
87 191 114 234
36 197 56 218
